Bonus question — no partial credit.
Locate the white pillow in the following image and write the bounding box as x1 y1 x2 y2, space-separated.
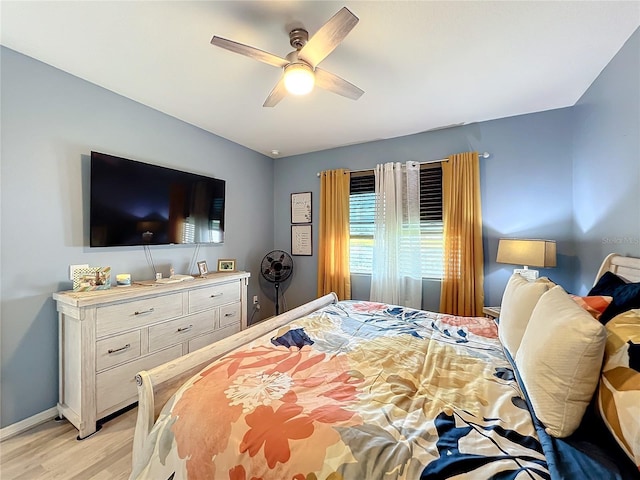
498 274 553 357
515 285 607 438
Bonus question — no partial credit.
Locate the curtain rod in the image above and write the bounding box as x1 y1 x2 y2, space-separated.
316 152 490 177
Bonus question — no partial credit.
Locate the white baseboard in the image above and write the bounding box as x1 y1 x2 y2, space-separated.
0 407 59 442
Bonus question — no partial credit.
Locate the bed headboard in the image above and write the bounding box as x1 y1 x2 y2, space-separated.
594 253 640 285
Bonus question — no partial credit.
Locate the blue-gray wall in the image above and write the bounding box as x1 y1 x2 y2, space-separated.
1 27 638 429
572 28 640 293
273 27 639 313
274 109 575 310
0 47 275 428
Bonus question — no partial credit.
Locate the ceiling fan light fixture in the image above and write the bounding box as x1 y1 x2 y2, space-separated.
283 63 315 96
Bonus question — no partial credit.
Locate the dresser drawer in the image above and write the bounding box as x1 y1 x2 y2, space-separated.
96 331 141 372
96 293 184 338
219 302 241 328
95 345 182 414
188 323 241 352
148 310 214 352
189 281 240 313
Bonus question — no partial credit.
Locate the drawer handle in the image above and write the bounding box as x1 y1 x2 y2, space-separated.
108 344 131 354
134 308 155 316
210 293 223 298
224 312 236 317
177 325 193 333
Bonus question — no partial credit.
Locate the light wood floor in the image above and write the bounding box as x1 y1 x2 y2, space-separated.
0 407 136 480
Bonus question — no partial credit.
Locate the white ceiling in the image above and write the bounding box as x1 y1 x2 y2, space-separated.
1 1 638 158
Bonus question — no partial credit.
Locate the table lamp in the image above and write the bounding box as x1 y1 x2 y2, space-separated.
496 238 556 281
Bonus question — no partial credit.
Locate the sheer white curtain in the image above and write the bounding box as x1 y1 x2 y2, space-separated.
370 161 422 308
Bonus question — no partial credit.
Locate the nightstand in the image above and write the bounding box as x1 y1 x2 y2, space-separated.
483 306 501 320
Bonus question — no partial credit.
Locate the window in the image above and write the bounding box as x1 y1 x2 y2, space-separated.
349 164 444 278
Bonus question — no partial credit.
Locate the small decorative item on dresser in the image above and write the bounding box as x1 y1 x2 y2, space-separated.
73 266 111 291
197 261 209 277
218 259 236 272
483 306 501 320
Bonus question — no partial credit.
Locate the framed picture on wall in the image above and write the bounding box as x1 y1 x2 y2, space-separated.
291 192 312 224
292 224 312 256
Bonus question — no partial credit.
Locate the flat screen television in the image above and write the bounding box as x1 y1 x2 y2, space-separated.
90 151 225 247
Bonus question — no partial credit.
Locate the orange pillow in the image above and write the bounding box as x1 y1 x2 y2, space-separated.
570 294 613 320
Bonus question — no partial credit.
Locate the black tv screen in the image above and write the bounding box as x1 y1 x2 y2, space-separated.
90 152 225 247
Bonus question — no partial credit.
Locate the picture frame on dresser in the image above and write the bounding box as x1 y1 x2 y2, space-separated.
197 260 208 277
72 266 111 291
218 259 236 271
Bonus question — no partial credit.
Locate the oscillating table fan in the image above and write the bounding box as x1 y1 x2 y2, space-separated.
260 250 293 315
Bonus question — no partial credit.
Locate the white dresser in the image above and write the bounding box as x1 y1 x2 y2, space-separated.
53 271 250 439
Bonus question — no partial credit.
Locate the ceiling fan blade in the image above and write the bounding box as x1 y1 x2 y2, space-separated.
298 7 359 68
211 36 289 69
314 68 364 100
263 77 288 107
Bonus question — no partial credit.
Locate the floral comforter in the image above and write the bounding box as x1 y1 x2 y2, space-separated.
131 300 549 480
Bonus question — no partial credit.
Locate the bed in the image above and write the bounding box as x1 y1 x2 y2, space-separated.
130 254 640 479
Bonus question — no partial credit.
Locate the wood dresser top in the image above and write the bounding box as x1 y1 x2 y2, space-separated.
53 271 250 308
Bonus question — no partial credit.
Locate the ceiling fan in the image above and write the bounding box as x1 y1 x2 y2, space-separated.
210 7 364 107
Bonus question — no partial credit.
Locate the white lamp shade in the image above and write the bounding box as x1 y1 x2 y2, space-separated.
496 238 557 268
283 63 315 95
